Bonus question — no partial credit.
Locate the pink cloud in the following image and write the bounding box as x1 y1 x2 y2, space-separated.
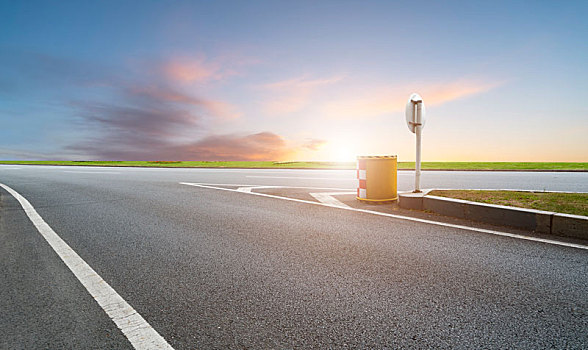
260 75 344 115
321 78 504 119
302 138 327 151
172 132 294 161
163 57 226 83
129 85 240 119
162 52 258 84
202 100 241 120
423 79 504 105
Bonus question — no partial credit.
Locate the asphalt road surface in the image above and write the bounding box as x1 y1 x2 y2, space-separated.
1 165 587 349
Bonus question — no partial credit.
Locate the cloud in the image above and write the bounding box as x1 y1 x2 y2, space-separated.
302 138 327 151
2 49 305 161
69 85 314 160
128 85 208 105
128 85 241 119
321 78 503 119
68 83 204 160
262 76 344 90
260 75 344 115
164 132 294 161
423 79 504 105
74 103 199 138
69 128 294 161
59 53 264 160
163 58 223 83
64 71 289 161
0 50 242 121
161 53 256 84
67 98 201 160
200 100 242 120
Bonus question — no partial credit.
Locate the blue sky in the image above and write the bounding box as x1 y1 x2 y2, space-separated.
1 0 587 161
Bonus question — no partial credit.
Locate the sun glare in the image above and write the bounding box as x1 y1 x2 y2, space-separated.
324 141 358 162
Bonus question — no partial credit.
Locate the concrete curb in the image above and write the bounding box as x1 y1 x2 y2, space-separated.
398 191 588 240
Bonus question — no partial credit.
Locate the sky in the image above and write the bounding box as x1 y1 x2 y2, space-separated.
1 0 587 162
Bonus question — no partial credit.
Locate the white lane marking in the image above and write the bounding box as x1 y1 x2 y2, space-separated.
237 185 285 192
0 183 174 350
180 182 588 251
63 171 120 174
247 176 353 181
309 192 355 208
185 183 354 191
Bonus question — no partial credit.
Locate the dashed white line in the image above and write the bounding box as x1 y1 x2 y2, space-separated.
0 183 174 350
180 182 588 251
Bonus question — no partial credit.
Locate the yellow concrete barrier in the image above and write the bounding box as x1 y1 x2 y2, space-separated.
357 156 398 202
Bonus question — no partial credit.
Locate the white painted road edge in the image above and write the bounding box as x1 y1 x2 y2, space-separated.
180 182 588 251
0 183 174 350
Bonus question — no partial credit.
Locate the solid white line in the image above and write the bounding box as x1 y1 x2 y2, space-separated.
182 183 354 191
236 185 287 192
309 192 354 208
63 171 120 174
0 183 173 350
247 175 353 180
180 182 588 251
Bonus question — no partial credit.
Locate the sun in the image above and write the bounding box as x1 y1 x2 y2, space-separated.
324 141 358 162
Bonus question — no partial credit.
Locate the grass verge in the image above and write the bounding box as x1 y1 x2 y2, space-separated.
0 160 586 171
429 190 588 216
399 162 588 171
0 160 355 169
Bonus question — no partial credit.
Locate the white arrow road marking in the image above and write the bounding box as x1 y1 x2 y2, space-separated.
309 192 355 208
180 182 588 251
0 183 174 350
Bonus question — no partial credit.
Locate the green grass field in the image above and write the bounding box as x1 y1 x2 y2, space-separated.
0 160 586 171
429 190 588 216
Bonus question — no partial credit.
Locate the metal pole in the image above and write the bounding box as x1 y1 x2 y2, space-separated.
414 101 422 193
